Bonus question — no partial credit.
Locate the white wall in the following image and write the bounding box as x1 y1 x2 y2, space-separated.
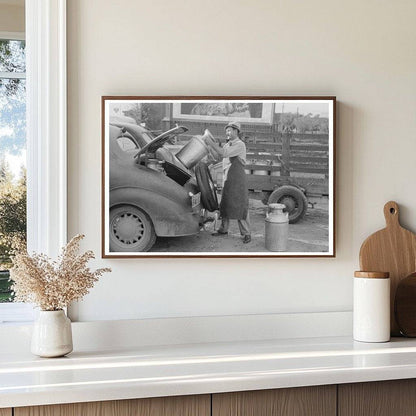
67 0 416 322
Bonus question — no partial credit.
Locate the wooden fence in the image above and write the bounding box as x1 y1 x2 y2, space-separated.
168 119 330 198
244 133 329 197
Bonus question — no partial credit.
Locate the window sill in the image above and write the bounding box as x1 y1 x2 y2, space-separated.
0 303 35 324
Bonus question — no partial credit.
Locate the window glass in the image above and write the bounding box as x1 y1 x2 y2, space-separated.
0 39 26 303
116 136 138 151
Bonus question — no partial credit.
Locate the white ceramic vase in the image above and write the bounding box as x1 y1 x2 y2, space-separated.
31 310 73 357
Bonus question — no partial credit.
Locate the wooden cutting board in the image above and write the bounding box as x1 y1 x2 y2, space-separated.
359 201 416 336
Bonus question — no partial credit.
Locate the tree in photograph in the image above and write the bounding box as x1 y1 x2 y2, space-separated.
275 112 329 134
280 113 297 132
123 103 164 131
122 103 142 124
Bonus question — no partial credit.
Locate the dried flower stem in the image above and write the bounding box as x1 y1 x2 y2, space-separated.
10 235 111 310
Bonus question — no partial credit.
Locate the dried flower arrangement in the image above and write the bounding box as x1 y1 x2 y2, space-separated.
10 234 111 311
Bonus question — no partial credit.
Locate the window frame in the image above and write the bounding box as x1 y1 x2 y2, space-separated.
0 0 67 323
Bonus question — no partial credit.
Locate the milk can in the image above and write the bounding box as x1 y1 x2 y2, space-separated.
176 130 213 169
265 203 289 251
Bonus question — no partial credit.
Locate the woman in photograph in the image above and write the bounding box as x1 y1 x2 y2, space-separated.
205 121 251 243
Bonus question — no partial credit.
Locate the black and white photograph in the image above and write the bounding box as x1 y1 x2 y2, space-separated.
102 97 335 257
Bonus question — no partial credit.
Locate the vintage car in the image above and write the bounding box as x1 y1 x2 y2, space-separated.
108 121 218 252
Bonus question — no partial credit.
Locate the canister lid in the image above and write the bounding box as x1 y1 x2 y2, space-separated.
354 271 389 279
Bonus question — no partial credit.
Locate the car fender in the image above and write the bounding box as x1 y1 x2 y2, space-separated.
111 159 193 205
110 187 200 237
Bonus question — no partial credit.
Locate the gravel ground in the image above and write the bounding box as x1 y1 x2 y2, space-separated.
151 198 329 254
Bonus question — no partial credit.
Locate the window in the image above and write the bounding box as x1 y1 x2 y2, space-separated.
0 35 26 305
117 136 139 151
0 0 67 323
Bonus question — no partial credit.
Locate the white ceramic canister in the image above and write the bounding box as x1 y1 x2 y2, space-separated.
353 271 390 343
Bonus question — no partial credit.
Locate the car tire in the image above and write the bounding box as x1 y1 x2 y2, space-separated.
268 185 308 224
195 162 219 212
109 205 156 252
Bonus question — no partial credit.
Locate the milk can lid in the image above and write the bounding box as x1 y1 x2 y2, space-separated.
269 203 286 209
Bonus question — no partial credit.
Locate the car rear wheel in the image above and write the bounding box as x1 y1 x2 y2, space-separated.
109 205 156 252
195 162 219 212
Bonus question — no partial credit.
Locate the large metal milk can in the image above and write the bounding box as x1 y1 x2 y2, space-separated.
176 130 214 169
265 203 289 251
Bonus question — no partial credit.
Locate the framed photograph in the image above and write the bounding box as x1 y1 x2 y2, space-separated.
102 96 336 258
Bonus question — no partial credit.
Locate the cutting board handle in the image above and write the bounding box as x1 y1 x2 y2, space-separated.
384 201 400 228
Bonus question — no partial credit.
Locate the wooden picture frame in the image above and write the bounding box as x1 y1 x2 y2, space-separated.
102 96 336 258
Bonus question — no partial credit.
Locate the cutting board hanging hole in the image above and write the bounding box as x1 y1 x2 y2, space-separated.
384 201 400 227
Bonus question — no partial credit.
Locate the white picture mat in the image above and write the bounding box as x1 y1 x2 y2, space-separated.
103 98 334 257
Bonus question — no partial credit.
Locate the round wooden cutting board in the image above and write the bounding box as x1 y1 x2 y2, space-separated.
359 201 416 336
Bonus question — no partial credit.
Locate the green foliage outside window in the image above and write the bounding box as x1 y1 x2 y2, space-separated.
0 161 26 302
0 39 27 302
